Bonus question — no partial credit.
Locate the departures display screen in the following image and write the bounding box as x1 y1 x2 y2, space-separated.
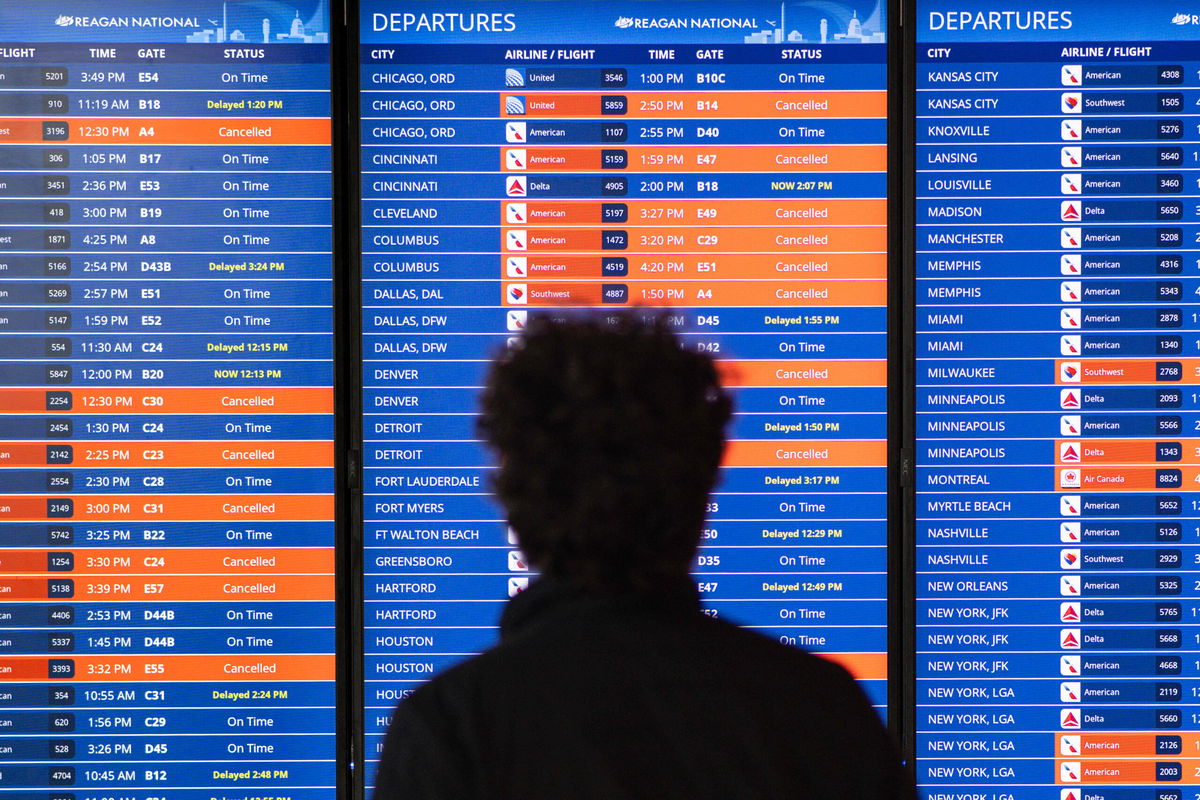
916 1 1200 797
358 0 891 783
0 2 337 799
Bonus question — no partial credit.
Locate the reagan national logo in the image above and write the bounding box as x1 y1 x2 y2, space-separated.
613 15 759 30
1172 12 1200 24
53 14 200 28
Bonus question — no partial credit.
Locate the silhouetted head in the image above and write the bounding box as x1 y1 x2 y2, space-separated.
479 311 732 592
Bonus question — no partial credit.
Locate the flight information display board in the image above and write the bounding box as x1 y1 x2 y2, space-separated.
359 0 891 782
916 1 1200 797
0 2 337 799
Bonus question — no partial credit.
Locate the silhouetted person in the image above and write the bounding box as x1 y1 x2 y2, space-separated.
374 312 912 799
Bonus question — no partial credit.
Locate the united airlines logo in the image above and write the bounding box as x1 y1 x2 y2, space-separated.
1172 12 1200 24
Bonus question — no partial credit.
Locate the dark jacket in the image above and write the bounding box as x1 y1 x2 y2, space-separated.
374 575 913 799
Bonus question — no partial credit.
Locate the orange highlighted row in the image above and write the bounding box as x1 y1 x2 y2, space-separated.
1057 466 1200 492
502 225 885 254
1058 733 1200 757
502 280 886 308
0 548 332 576
0 655 334 682
502 91 886 119
504 199 887 226
1057 758 1199 784
508 253 885 280
1057 439 1200 465
0 118 330 145
720 359 886 388
504 145 885 173
723 440 885 468
0 574 333 602
0 494 333 522
1057 359 1200 385
821 652 887 682
0 441 332 468
0 387 332 414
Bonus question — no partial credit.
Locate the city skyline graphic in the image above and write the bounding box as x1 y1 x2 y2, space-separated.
186 0 328 43
744 1 884 43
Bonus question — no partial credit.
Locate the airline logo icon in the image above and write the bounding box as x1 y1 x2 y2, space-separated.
1061 227 1082 248
506 229 526 251
1061 681 1081 702
1061 574 1081 596
506 203 527 224
505 68 525 87
1060 389 1081 409
508 576 529 597
1061 174 1082 195
1061 201 1081 221
1061 655 1081 675
1061 521 1082 542
505 149 527 170
1062 146 1082 167
506 526 520 545
1060 734 1081 756
1061 335 1081 356
506 176 527 196
1062 92 1082 112
1060 361 1081 383
1061 281 1082 301
1061 64 1082 85
1062 790 1081 800
1059 468 1080 489
1061 254 1082 274
1060 442 1081 462
1060 708 1081 729
507 336 521 349
504 95 526 115
507 550 530 571
1061 415 1081 436
1060 761 1081 782
1061 308 1081 329
506 283 527 304
505 310 527 331
505 121 527 143
1060 601 1081 621
506 256 528 278
1061 119 1082 140
1060 496 1081 517
1060 549 1081 569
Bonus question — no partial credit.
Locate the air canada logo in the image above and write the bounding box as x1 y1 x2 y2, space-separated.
1172 13 1200 24
614 16 634 28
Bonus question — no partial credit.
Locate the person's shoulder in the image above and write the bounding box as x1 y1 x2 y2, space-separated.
703 613 860 681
